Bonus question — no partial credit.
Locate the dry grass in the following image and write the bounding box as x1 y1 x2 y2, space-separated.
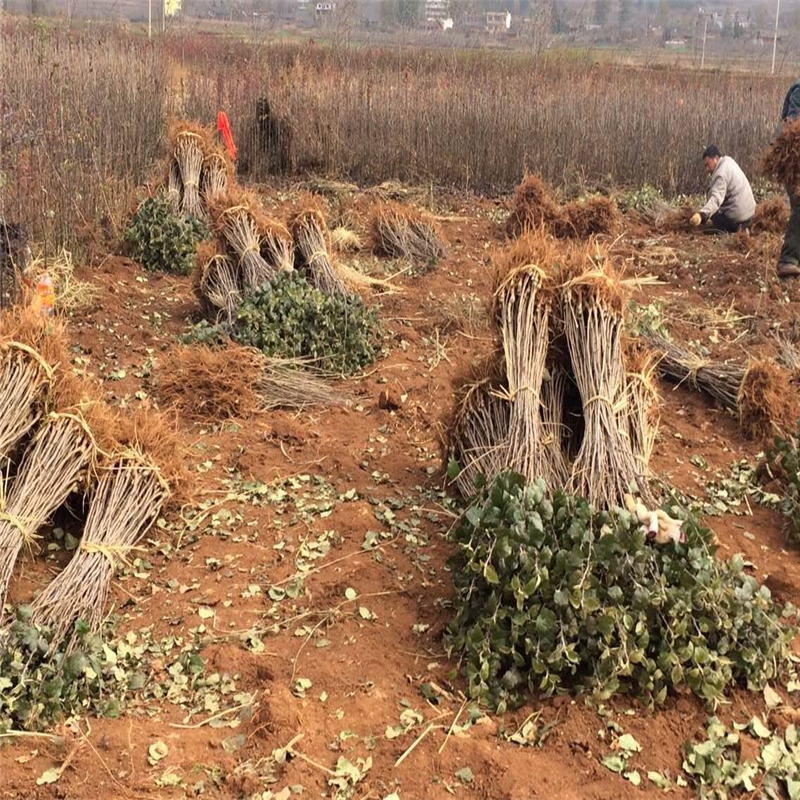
330 227 363 253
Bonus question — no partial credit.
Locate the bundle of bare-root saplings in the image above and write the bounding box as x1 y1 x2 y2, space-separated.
506 174 619 240
0 308 182 649
191 193 382 377
642 330 797 441
445 232 794 713
450 231 659 513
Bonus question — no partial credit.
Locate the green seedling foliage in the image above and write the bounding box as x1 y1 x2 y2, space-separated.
445 471 794 713
123 193 208 275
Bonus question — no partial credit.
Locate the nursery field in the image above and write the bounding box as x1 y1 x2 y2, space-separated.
3 168 800 800
5 15 800 800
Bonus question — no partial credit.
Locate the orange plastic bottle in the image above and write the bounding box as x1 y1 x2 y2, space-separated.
33 273 55 317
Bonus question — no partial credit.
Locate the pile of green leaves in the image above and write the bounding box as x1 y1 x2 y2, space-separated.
232 271 381 374
684 716 800 800
765 423 800 542
123 193 208 275
445 471 795 713
0 606 137 732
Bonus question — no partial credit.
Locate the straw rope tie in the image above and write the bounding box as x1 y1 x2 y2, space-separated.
184 180 200 189
306 249 328 265
3 341 56 381
80 541 146 571
0 511 41 546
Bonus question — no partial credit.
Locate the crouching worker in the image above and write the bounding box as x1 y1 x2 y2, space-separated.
689 145 755 233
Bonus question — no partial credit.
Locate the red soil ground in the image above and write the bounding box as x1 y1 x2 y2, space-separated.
3 191 800 800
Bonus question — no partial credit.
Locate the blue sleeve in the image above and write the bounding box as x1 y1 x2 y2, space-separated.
785 85 800 120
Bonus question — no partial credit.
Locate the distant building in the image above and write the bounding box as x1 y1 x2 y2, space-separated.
486 10 512 33
425 0 449 23
315 2 335 18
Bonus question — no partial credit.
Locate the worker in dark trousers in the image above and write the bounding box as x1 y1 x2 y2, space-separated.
774 77 800 278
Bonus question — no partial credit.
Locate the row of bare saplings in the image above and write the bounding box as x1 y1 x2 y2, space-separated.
449 230 685 543
0 309 179 651
164 121 446 327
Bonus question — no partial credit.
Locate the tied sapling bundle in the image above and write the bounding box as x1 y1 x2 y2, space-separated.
623 341 660 480
495 251 554 485
30 450 170 648
155 343 349 423
643 330 745 412
540 362 570 486
193 241 242 326
210 191 275 292
0 408 97 612
450 378 510 498
369 202 447 263
0 308 66 461
259 218 295 274
200 152 230 206
290 201 352 298
167 161 182 212
563 257 653 509
763 117 800 196
174 132 206 220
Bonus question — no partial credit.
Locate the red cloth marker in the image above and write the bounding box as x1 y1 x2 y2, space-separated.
217 111 237 162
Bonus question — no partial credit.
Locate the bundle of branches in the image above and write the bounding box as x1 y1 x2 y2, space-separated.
449 377 510 499
638 198 694 232
201 150 232 206
30 409 182 648
505 174 563 238
562 255 652 508
738 360 796 441
369 202 447 263
156 343 348 422
289 198 352 298
763 117 800 195
192 240 242 326
167 161 182 212
495 248 555 486
30 451 168 648
751 198 790 235
209 189 276 291
0 308 66 460
557 197 619 239
259 218 294 274
643 330 745 411
174 131 207 220
0 374 112 611
540 362 570 486
623 340 660 477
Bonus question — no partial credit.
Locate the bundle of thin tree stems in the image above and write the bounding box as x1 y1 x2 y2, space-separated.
290 207 352 298
450 379 510 499
0 413 94 612
563 270 651 509
540 363 570 485
643 330 745 411
217 205 275 291
201 152 229 205
0 343 53 461
496 265 554 485
175 132 206 220
194 249 242 327
31 451 169 649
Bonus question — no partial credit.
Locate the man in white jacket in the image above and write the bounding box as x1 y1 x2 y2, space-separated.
689 145 756 233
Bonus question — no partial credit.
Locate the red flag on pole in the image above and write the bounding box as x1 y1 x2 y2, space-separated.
217 111 236 162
